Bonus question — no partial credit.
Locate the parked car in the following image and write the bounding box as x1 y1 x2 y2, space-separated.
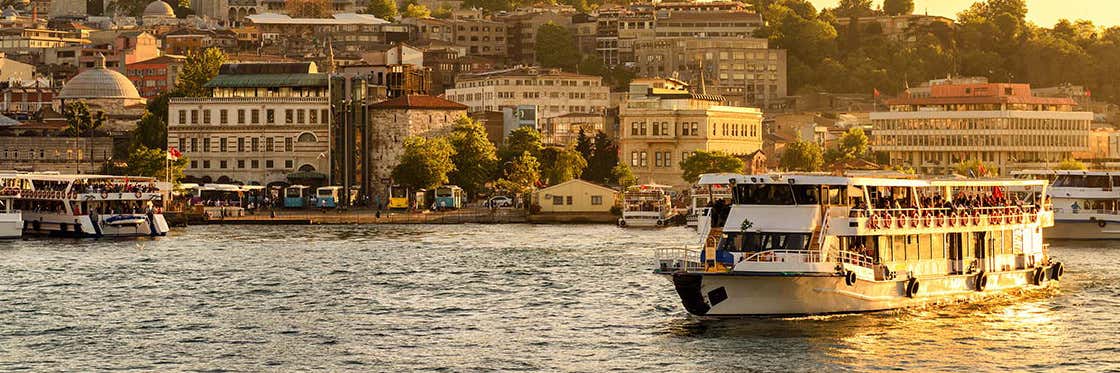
485 196 514 208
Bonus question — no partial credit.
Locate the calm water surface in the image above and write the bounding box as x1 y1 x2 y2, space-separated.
1 224 1118 371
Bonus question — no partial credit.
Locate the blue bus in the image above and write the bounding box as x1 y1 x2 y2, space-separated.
434 185 464 210
316 186 343 208
284 185 311 208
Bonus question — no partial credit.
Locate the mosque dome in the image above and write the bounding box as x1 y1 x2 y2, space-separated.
58 54 142 100
143 0 175 18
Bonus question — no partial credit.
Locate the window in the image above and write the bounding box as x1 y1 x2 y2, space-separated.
237 138 245 152
655 152 663 167
219 109 228 124
285 109 293 124
177 138 185 152
265 160 274 168
190 160 197 169
285 138 293 152
630 151 639 166
251 159 259 168
297 109 305 124
664 152 672 168
591 195 603 205
219 138 227 152
251 138 259 152
566 196 573 205
202 138 210 152
266 109 275 124
553 196 563 205
251 109 260 123
285 160 293 169
190 138 197 152
237 109 245 124
266 138 274 151
203 110 211 124
237 159 245 168
202 160 211 168
640 151 648 167
309 109 317 124
631 122 639 136
219 160 228 169
639 122 647 136
178 110 186 124
321 109 329 123
190 110 198 124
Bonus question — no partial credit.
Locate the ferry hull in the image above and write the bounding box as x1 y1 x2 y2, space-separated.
1046 219 1120 240
0 212 21 238
22 212 170 238
665 266 1059 317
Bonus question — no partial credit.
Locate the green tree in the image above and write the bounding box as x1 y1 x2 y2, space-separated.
392 136 457 190
175 47 226 97
62 101 107 137
540 146 587 185
833 0 875 18
883 0 914 16
431 4 452 18
1055 158 1088 170
123 145 188 182
837 127 870 159
780 139 824 172
495 151 540 194
610 163 636 188
365 0 398 20
402 3 430 18
500 126 543 164
535 22 580 71
583 131 618 183
678 150 745 184
574 128 593 161
953 159 995 177
447 116 498 196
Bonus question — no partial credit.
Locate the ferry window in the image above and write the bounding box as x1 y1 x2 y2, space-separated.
792 185 819 204
736 233 810 251
735 184 795 205
1087 176 1109 188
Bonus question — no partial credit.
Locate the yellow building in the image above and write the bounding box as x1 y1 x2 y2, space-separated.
534 179 618 213
619 78 763 189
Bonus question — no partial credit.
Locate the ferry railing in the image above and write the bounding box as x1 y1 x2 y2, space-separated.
849 204 1043 229
1053 207 1120 215
655 247 704 272
832 250 876 268
741 249 823 263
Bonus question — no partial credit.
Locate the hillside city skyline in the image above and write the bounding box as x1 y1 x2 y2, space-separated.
810 0 1119 27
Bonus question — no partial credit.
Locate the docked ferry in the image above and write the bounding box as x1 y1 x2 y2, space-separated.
11 174 170 237
1014 170 1120 239
0 179 23 238
655 173 1062 316
618 184 676 228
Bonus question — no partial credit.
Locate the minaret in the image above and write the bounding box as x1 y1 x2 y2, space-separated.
326 40 336 74
696 55 707 95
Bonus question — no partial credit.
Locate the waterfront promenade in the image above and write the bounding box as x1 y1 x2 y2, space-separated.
191 207 530 225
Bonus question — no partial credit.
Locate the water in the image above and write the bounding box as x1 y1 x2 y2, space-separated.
1 224 1118 371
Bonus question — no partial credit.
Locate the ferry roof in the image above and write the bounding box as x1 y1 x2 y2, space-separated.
716 173 1048 188
12 174 157 182
1013 169 1115 176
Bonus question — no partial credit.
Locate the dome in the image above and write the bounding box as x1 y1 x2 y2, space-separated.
143 0 175 17
58 54 142 100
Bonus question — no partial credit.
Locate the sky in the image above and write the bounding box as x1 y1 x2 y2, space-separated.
808 0 1120 28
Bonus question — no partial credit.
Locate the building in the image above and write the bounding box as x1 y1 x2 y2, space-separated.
167 62 331 186
57 54 147 117
142 0 178 25
125 55 186 99
424 48 500 94
0 28 89 60
533 179 617 213
835 14 954 43
0 116 115 174
445 66 609 118
632 37 787 109
404 17 507 58
871 80 1093 175
366 95 467 195
1 81 57 116
595 2 761 66
619 78 763 188
497 10 572 65
541 112 604 147
0 53 34 82
246 13 413 56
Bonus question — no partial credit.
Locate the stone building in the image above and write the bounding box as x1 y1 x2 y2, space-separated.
367 95 466 194
56 54 147 133
167 62 331 186
619 78 763 188
871 80 1093 175
0 118 115 174
444 66 609 119
632 37 787 110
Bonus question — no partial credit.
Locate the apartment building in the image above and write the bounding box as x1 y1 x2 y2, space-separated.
444 66 609 118
633 37 787 109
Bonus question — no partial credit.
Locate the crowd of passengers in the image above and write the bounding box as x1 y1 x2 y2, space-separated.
851 190 1044 218
70 182 159 194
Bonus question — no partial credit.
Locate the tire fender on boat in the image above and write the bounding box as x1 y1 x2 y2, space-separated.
617 219 627 228
906 278 920 298
1033 267 1046 285
975 271 988 291
845 270 857 286
656 219 663 226
1051 262 1064 280
1098 219 1107 228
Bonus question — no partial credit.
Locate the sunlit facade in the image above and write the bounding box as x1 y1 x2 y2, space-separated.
871 82 1093 175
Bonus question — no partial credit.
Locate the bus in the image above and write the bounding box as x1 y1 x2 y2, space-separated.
284 185 311 208
316 186 343 208
434 185 464 210
388 184 409 209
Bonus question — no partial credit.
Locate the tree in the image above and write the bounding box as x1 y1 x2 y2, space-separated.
495 151 540 194
285 0 331 18
610 164 636 188
953 159 994 177
574 128 593 161
535 22 580 71
780 139 824 172
431 4 452 19
447 116 498 196
62 101 107 137
583 131 619 183
392 136 457 190
883 0 914 16
500 126 543 164
123 145 187 182
837 127 870 160
540 146 587 185
678 150 745 184
402 3 430 18
365 0 397 20
175 47 226 97
1055 158 1088 170
833 0 875 18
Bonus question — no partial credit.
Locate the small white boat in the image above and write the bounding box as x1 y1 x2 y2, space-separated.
656 173 1062 316
0 186 22 238
618 184 676 228
685 174 733 229
1014 170 1120 239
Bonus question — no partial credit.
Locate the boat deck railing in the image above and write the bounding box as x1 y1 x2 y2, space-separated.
846 205 1045 230
741 249 824 263
655 247 704 272
1053 207 1120 215
832 249 876 268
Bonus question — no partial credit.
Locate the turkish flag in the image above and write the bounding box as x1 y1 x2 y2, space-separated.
168 147 182 160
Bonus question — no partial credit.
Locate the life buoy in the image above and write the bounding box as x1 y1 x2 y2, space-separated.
937 214 946 227
1051 262 1064 280
656 219 664 226
868 215 879 229
1098 219 1107 228
975 271 988 291
845 270 857 286
618 219 627 227
101 191 109 199
989 211 1001 225
910 214 921 228
135 191 143 198
922 214 932 227
906 278 920 298
972 214 981 226
883 215 894 229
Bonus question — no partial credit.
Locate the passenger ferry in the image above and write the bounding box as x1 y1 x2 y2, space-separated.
1014 170 1120 239
618 184 676 228
0 177 24 238
655 173 1062 316
686 174 733 228
10 174 170 237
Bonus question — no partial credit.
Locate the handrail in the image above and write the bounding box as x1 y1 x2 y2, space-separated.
741 249 823 263
655 247 704 272
833 250 876 268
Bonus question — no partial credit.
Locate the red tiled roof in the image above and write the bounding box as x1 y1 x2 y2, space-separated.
370 95 468 110
885 96 1078 106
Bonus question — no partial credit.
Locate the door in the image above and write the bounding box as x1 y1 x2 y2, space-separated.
948 233 963 274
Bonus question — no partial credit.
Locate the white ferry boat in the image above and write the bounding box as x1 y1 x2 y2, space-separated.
655 173 1062 316
1014 170 1120 240
0 180 23 238
618 184 676 228
685 174 733 229
12 174 170 238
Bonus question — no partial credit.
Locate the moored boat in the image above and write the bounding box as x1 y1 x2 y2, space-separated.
1014 170 1120 239
656 173 1062 316
10 174 170 238
685 174 733 229
0 182 22 238
618 184 676 228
